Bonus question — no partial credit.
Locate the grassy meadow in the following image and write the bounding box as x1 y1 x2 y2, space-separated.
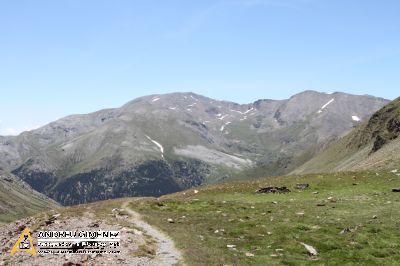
129 171 400 265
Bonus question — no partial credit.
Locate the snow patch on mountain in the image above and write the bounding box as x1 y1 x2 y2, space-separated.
243 107 254 115
218 115 229 120
146 135 164 159
317 98 335 113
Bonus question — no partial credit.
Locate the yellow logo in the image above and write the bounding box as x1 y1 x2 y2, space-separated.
10 227 36 256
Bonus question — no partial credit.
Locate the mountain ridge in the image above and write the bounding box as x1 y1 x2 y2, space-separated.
0 90 389 205
292 97 400 174
0 169 59 222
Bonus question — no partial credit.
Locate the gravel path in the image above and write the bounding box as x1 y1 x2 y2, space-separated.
121 201 184 265
0 202 184 266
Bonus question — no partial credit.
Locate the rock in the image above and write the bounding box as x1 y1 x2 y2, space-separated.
327 197 336 203
392 188 400 192
45 216 57 225
312 191 319 194
295 183 309 190
340 227 351 234
81 255 89 263
156 202 165 207
88 222 99 228
372 215 378 219
301 242 318 257
256 186 290 194
272 201 278 204
227 244 236 248
133 229 143 235
167 218 175 223
17 224 26 232
245 252 255 257
194 190 199 194
372 135 386 152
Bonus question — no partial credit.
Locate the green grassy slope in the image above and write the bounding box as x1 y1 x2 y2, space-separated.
128 171 400 265
292 97 400 174
0 171 59 223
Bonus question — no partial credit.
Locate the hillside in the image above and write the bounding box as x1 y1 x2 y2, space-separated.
0 170 59 223
0 91 388 205
292 97 400 174
2 171 399 265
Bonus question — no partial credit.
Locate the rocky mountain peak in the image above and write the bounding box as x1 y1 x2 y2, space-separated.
0 91 389 205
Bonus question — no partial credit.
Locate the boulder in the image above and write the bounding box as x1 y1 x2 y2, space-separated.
256 187 291 194
295 183 309 190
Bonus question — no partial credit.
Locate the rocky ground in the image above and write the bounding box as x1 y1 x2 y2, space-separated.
0 199 183 266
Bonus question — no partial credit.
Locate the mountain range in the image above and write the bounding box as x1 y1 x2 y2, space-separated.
0 90 388 205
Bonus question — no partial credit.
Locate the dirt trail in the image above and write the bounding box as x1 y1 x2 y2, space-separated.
121 201 184 265
0 201 184 266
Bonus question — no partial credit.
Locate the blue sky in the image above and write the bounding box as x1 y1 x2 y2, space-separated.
0 0 399 135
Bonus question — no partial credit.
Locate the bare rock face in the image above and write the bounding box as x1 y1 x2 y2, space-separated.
0 91 388 205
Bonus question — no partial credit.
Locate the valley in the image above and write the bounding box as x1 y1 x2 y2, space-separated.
1 92 399 265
